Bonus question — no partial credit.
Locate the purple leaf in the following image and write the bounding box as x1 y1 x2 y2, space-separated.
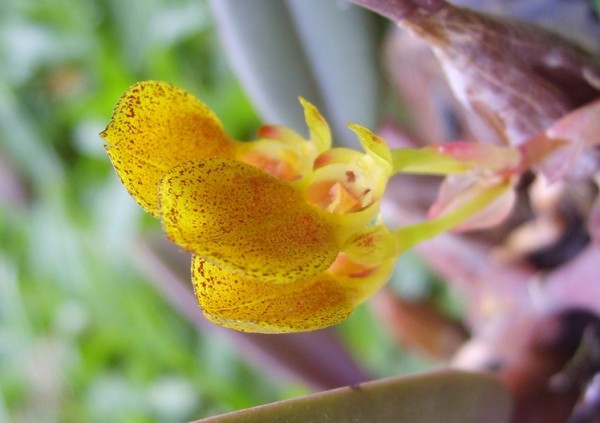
350 0 600 146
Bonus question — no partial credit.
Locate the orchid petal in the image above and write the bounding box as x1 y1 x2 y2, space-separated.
256 124 306 144
192 256 354 333
347 123 392 168
192 255 394 333
305 147 388 228
100 80 235 216
312 147 359 170
237 135 318 181
237 139 309 181
159 158 340 283
299 97 331 152
342 225 397 266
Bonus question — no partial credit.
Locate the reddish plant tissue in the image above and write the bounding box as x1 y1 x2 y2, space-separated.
350 1 600 422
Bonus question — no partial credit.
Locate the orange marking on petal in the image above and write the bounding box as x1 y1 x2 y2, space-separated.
241 150 299 181
328 254 376 278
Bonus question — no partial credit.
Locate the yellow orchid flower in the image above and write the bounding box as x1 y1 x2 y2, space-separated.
101 81 396 333
101 81 524 332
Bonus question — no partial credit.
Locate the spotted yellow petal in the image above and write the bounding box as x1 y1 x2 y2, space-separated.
192 255 395 333
192 256 352 333
100 80 235 216
159 158 341 283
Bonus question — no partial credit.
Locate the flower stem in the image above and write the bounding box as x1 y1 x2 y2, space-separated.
393 181 508 253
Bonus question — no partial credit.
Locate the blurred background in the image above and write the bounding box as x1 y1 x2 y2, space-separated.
0 1 438 422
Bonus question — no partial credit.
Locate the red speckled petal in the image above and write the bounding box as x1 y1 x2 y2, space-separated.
192 255 394 333
159 158 341 283
100 80 235 216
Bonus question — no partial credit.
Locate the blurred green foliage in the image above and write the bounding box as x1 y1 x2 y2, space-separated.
0 1 298 422
0 1 432 422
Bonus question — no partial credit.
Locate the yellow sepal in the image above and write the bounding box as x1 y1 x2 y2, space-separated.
159 158 341 283
100 80 235 216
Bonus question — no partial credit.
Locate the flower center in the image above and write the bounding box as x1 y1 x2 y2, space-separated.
305 149 387 214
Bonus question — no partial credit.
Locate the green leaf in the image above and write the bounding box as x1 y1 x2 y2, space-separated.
192 370 512 423
210 0 383 147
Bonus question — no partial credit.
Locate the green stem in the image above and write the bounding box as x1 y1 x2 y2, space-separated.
391 147 469 175
393 181 508 254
